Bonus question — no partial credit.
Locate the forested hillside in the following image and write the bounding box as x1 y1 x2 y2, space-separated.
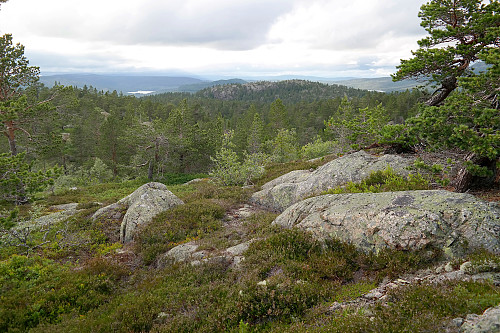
1 79 426 187
195 80 369 103
1 0 499 332
39 74 206 95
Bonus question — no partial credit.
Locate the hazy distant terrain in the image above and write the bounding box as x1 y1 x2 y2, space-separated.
330 77 422 92
40 73 422 95
39 74 206 95
178 78 248 93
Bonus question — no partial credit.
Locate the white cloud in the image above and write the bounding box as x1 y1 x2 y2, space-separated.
2 0 293 50
0 0 429 77
268 0 424 50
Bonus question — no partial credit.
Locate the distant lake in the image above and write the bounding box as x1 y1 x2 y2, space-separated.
128 90 155 94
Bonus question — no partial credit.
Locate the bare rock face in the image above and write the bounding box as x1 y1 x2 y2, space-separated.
92 182 184 243
250 151 414 212
460 304 500 333
273 190 500 257
157 239 256 270
157 242 201 267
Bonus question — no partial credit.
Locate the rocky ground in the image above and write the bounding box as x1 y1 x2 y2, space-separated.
13 150 498 332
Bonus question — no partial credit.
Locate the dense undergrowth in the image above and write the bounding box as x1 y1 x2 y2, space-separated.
0 161 499 332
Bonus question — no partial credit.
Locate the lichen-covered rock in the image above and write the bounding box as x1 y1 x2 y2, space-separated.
158 239 256 269
460 260 500 275
157 242 200 268
225 240 252 256
273 190 499 257
460 305 500 332
250 151 414 212
15 203 81 230
92 182 184 243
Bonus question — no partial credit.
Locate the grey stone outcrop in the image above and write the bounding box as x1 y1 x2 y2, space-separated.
15 203 80 230
460 305 500 332
250 151 414 212
157 239 256 269
92 182 184 243
158 242 200 267
273 190 499 257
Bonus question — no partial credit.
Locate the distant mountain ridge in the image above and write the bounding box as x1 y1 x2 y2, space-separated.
39 73 422 96
330 77 422 92
178 79 248 93
194 79 370 104
39 74 206 95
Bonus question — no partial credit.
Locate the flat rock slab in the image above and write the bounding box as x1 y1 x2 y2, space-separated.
250 150 414 212
460 304 500 333
158 242 200 267
157 239 257 269
273 190 500 257
92 182 184 243
15 203 81 230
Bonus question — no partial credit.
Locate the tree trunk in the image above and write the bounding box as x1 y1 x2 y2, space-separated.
5 120 18 156
425 77 458 107
454 153 497 193
148 161 154 180
454 153 475 193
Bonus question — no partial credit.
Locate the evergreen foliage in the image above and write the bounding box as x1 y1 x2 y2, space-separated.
392 0 500 106
1 2 499 333
209 131 269 186
325 97 390 150
323 167 430 194
389 0 499 190
0 149 60 204
0 34 43 156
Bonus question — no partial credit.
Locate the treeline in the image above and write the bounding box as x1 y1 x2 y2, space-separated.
145 81 425 145
4 81 426 184
3 80 427 187
195 80 369 103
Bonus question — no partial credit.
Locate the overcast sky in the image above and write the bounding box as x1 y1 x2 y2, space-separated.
0 0 428 79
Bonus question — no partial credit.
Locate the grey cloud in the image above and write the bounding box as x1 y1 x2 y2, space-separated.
26 50 133 73
132 1 294 50
30 0 294 51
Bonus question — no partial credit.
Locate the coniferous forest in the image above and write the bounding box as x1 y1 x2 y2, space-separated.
1 79 426 184
0 0 499 332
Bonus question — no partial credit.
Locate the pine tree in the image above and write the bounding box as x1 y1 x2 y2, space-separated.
165 100 195 173
392 0 499 106
247 112 264 154
268 98 289 134
0 34 42 156
98 110 127 177
391 0 500 191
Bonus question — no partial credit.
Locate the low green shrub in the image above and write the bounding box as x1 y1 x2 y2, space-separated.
179 181 253 207
157 172 208 185
272 280 500 333
0 255 127 332
363 246 442 281
412 158 453 186
135 199 225 265
46 179 146 206
323 166 430 194
25 229 445 333
322 281 500 333
235 274 324 324
232 230 361 325
300 137 338 160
